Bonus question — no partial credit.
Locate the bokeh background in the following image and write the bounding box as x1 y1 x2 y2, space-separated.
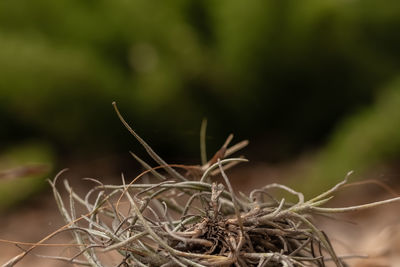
2 1 400 266
1 0 400 218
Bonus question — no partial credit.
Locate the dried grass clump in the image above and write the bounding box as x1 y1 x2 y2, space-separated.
4 103 400 267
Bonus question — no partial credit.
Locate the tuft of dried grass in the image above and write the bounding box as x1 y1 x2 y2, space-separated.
3 102 400 267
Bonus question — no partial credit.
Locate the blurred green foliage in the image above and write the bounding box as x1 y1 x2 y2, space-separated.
295 79 400 196
0 0 400 161
0 143 54 211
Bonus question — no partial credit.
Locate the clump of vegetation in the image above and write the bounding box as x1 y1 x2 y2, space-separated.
4 103 400 267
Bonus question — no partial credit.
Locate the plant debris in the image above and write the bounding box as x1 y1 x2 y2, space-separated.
3 102 400 267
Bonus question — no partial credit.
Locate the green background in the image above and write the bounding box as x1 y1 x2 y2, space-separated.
1 0 400 201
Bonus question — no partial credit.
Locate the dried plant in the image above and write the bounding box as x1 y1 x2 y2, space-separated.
3 102 400 267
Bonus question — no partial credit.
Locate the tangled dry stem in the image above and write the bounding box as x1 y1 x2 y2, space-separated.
3 103 400 267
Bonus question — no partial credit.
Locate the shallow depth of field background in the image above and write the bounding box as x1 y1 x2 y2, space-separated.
1 2 400 264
